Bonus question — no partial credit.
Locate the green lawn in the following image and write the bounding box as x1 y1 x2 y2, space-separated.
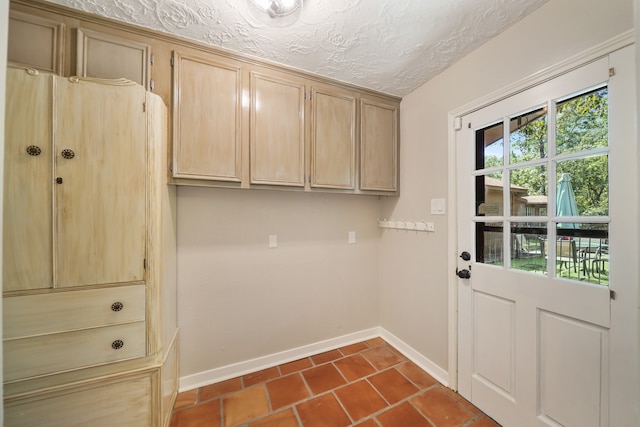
488 256 609 286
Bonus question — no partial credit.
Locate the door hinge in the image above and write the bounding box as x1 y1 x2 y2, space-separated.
144 258 147 269
150 53 155 66
609 67 615 77
170 56 174 67
150 79 155 91
610 289 616 300
143 102 146 112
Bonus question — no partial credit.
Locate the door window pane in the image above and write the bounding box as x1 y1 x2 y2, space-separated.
556 155 609 217
510 223 547 274
510 107 548 164
554 224 608 285
510 165 548 217
476 122 503 169
476 221 503 265
556 87 608 155
476 172 504 216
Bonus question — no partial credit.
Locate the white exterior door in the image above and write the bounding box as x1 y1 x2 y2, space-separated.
456 46 637 426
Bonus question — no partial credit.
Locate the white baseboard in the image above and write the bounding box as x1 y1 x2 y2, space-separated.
179 328 380 391
378 329 449 387
178 326 449 392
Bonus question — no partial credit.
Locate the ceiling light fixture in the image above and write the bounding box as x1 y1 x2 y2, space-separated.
247 0 304 27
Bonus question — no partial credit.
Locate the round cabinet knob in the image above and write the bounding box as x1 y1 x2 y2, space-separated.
112 340 124 350
26 145 42 156
111 302 124 312
61 149 75 159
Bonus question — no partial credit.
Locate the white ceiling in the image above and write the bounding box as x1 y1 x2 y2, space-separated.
47 0 548 97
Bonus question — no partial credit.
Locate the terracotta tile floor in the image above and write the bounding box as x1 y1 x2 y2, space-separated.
170 338 500 427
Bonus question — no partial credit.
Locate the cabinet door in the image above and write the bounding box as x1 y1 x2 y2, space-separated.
360 97 399 192
311 87 356 189
5 374 152 427
8 10 64 75
77 29 150 88
172 52 243 182
55 78 147 287
3 68 53 292
250 71 305 186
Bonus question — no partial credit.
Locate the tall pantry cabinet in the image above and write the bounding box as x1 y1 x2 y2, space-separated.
3 67 178 426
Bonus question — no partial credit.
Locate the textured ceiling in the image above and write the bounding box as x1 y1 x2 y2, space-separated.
46 0 548 97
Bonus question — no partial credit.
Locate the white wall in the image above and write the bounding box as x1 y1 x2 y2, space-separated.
177 187 381 378
380 0 634 373
0 0 8 423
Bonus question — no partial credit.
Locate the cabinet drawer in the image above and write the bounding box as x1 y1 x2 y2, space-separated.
5 373 152 426
4 285 145 339
4 321 146 382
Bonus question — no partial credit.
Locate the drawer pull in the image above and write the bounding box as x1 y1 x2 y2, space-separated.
61 148 75 159
111 302 124 312
26 145 42 156
111 340 124 350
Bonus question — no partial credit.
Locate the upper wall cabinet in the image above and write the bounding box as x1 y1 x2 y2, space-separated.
310 85 357 190
250 68 306 187
172 51 243 183
8 10 64 74
76 28 151 89
360 96 399 192
171 51 398 195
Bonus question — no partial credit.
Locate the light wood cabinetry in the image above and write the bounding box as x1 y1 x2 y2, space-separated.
360 96 399 192
7 10 64 74
3 70 146 291
5 374 154 427
8 0 400 196
172 56 398 194
311 85 357 190
172 51 243 182
250 68 306 187
55 75 147 288
3 67 178 426
76 28 151 88
3 67 53 291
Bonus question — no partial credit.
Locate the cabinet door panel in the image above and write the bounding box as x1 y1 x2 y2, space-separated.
3 68 53 292
5 374 152 427
77 29 150 88
55 78 147 287
360 98 398 192
8 11 64 74
250 72 305 186
311 88 356 189
173 52 242 181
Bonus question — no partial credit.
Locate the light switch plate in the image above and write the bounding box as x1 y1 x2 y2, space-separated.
348 231 356 244
431 198 446 215
268 234 277 248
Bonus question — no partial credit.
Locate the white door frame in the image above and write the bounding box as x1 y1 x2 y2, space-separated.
446 30 636 419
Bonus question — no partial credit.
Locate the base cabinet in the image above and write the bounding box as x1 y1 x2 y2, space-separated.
5 374 154 427
3 67 178 426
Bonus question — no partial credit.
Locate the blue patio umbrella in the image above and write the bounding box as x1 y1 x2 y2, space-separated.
556 173 578 228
